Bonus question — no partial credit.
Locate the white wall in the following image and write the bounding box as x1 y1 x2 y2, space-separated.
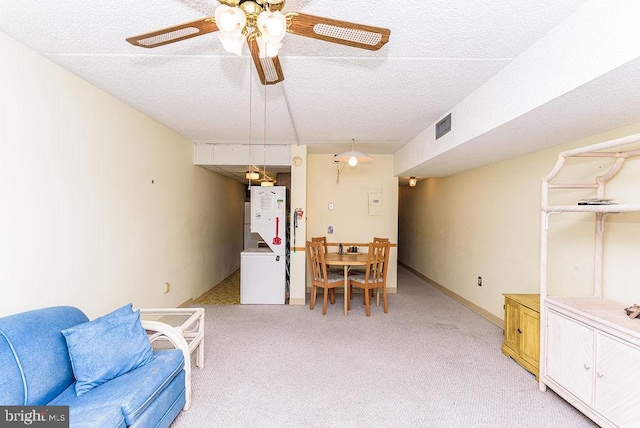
0 32 245 318
399 123 640 321
306 154 398 292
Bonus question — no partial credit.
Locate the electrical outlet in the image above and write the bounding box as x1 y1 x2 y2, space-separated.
163 282 170 294
477 277 482 287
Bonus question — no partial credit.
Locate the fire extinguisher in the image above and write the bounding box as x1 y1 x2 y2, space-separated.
293 208 304 252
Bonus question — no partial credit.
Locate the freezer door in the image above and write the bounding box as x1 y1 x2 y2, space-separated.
240 251 285 304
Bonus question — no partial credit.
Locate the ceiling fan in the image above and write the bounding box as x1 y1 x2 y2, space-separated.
126 0 391 85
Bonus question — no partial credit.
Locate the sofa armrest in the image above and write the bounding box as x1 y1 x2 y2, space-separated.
140 320 192 410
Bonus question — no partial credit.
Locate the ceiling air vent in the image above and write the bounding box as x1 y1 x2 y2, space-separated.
436 113 451 139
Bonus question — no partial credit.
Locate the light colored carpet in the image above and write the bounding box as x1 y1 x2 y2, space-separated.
173 266 596 428
194 270 240 305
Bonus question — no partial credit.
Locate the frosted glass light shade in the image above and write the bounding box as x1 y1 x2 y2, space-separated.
215 5 246 33
256 11 286 58
215 5 247 56
334 151 373 165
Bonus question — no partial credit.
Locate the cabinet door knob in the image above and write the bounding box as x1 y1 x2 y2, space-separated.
597 371 604 378
584 363 591 370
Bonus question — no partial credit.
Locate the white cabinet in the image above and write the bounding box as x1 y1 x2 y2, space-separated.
546 310 594 406
595 334 640 427
539 133 640 427
545 304 640 427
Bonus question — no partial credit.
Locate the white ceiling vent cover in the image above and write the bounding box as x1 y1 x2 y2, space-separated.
436 114 452 139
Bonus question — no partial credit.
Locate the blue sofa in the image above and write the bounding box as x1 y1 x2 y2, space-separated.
0 306 186 428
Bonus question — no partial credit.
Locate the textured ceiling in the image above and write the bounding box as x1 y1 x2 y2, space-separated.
2 0 620 181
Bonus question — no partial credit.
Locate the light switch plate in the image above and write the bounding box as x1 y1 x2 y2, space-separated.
328 226 333 234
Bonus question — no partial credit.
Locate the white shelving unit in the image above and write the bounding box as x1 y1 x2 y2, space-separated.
540 133 640 427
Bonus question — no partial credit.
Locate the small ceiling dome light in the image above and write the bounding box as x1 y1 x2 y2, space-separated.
409 177 417 187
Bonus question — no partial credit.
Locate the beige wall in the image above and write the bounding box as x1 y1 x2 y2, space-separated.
0 32 245 318
399 123 640 322
289 145 308 305
306 154 398 292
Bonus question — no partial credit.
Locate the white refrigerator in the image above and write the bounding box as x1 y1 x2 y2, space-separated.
243 202 261 250
240 186 287 304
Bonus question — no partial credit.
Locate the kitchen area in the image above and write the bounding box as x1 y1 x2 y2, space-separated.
241 184 290 305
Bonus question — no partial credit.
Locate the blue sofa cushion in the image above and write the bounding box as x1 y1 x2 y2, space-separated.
49 349 184 427
0 306 89 405
61 305 155 397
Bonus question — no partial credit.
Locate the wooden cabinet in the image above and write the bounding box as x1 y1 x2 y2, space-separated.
502 294 540 379
545 301 640 427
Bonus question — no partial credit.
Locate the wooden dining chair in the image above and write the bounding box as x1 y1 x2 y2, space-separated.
348 240 390 316
311 236 339 304
306 240 343 315
350 236 390 299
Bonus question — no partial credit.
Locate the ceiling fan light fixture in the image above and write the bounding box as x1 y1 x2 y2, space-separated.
258 11 287 40
256 11 286 57
215 5 246 33
256 37 282 58
215 4 247 55
217 33 247 56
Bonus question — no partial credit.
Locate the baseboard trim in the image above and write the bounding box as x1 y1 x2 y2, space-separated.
399 262 503 329
180 298 194 308
289 297 305 305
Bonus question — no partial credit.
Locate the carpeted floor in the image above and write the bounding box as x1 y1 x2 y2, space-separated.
173 266 597 428
194 270 240 305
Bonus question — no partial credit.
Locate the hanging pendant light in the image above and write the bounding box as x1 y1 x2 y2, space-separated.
260 82 275 186
334 139 373 166
246 57 259 186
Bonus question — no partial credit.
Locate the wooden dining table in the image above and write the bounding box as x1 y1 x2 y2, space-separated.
325 252 369 316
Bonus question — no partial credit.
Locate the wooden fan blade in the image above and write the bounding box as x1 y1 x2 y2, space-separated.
287 13 390 51
248 34 285 85
126 18 218 48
